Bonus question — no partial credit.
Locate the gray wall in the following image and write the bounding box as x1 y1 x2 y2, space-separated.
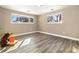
0 7 38 35
38 6 79 39
0 6 79 39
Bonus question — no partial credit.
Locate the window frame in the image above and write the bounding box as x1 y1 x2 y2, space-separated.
46 12 63 24
10 13 35 24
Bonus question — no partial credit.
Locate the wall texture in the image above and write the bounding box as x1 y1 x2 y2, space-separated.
38 6 79 39
0 6 79 39
0 7 38 35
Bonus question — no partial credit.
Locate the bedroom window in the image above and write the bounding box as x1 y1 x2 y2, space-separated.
47 13 63 24
11 14 34 24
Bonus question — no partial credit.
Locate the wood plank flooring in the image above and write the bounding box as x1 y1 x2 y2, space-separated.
1 32 79 53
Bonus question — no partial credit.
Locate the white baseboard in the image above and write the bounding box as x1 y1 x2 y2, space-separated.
37 31 79 41
13 31 79 41
13 31 38 37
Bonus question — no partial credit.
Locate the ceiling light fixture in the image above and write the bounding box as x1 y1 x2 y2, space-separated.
37 5 41 7
51 9 53 11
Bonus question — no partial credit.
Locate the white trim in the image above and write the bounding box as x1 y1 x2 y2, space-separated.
13 31 38 37
13 31 79 41
37 31 79 41
11 13 35 24
46 12 63 24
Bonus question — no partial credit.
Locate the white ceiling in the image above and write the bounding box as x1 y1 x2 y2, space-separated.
0 5 71 15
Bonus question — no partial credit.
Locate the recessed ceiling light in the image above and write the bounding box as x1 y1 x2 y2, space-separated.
37 5 41 7
51 9 53 11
